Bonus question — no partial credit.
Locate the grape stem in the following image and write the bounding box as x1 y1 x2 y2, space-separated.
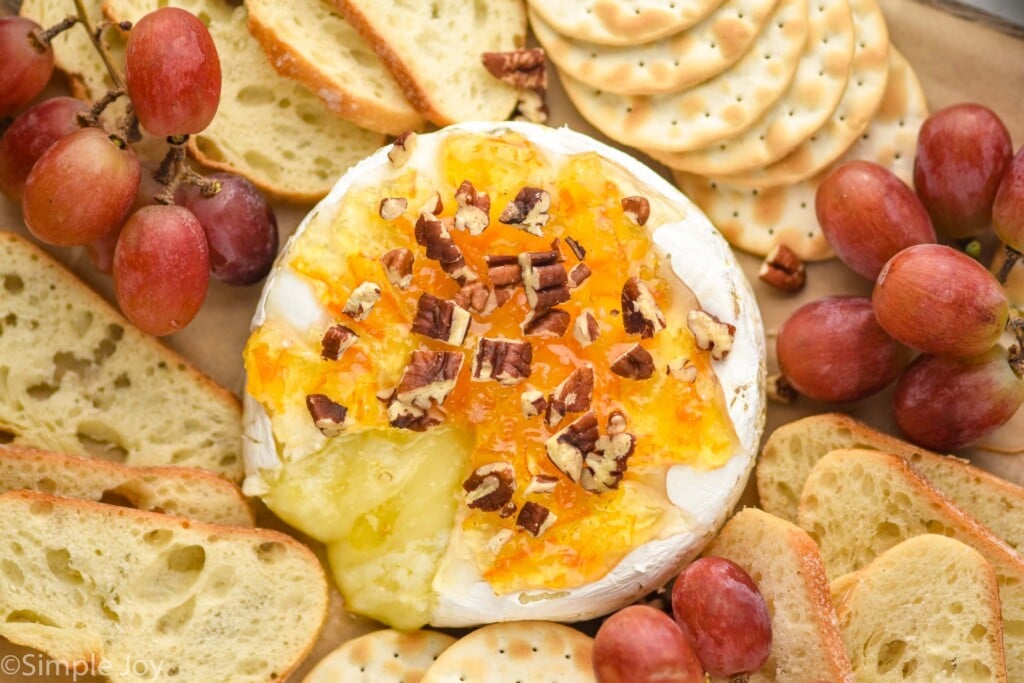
997 246 1022 285
1007 309 1024 378
154 137 220 204
76 88 124 128
32 15 79 52
72 0 128 90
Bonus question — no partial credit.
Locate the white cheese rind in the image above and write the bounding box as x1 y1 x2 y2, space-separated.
243 121 766 626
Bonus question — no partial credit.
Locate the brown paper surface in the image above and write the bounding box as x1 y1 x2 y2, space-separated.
1 0 1024 679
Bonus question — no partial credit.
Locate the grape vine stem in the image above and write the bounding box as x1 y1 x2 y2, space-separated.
72 0 127 90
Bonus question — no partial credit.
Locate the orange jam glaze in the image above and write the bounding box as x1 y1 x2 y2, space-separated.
245 132 737 594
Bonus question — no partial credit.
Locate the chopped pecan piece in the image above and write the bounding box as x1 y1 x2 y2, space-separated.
489 528 515 553
565 236 586 261
621 195 651 226
607 411 628 435
687 310 736 361
378 197 408 220
500 187 551 236
621 277 666 338
667 357 698 382
546 366 595 428
463 462 517 513
519 247 569 312
415 212 475 284
321 324 358 360
411 293 471 346
472 337 532 385
421 191 444 216
454 180 491 235
387 349 463 430
305 394 347 437
573 310 600 347
512 88 549 124
482 48 547 91
522 308 570 337
454 281 497 315
516 501 556 537
520 389 547 418
544 412 599 483
380 248 414 290
486 254 522 306
524 474 559 496
568 263 592 289
387 131 417 167
767 373 798 404
759 244 806 293
342 282 381 321
582 432 636 494
610 344 656 380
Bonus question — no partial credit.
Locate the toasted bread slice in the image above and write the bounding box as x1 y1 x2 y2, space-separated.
758 413 1024 553
0 490 327 683
0 445 253 527
704 508 853 683
798 449 1024 681
332 0 526 126
0 232 243 480
831 534 1008 682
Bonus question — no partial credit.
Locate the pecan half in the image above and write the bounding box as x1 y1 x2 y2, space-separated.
415 212 475 284
380 248 414 290
342 282 381 321
321 324 358 360
305 394 347 437
472 337 532 385
687 310 736 361
546 365 595 428
387 131 417 167
486 254 522 306
610 344 656 380
568 262 592 289
573 310 600 347
666 357 698 383
379 197 408 220
519 246 569 312
482 48 547 91
524 474 559 496
516 501 556 537
499 187 551 236
411 293 471 346
463 462 517 513
544 411 599 483
454 180 491 235
565 236 586 261
759 244 806 293
621 277 666 338
454 280 497 315
582 432 636 494
387 349 463 430
621 195 651 226
522 308 570 337
520 389 547 418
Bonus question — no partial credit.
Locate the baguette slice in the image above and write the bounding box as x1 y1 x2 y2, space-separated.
704 508 853 683
758 413 1024 552
333 0 526 126
0 490 327 683
0 445 253 527
0 232 243 481
245 0 425 135
799 449 1024 681
831 534 1008 682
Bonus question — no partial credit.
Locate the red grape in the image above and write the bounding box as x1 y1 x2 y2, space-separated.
0 17 54 116
777 297 910 402
993 146 1024 252
914 103 1012 238
22 127 141 246
86 167 164 274
177 172 278 285
593 605 704 683
672 556 772 678
0 96 88 200
873 244 1008 358
894 348 1024 451
124 7 221 136
816 161 936 280
113 205 210 336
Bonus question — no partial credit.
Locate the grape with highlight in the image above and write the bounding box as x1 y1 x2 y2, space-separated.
0 96 88 200
593 605 704 683
0 17 54 115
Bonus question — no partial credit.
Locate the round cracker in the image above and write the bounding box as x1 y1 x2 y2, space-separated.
527 0 728 46
532 0 780 96
302 629 456 683
420 622 596 682
648 0 855 175
713 0 890 189
562 0 809 153
674 48 925 261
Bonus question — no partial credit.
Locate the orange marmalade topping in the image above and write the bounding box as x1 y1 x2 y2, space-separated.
245 132 738 594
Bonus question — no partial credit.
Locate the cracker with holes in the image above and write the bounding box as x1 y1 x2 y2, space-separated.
531 0 780 96
648 0 855 175
302 629 456 683
713 0 891 188
0 490 327 683
420 621 597 682
562 0 809 152
674 49 926 260
527 0 728 46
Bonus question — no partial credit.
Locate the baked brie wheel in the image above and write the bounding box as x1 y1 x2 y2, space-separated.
242 122 766 629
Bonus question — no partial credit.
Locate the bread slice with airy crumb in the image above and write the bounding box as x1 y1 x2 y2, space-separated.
798 449 1024 682
332 0 527 126
0 445 253 527
0 232 243 481
0 490 327 683
758 413 1024 552
831 534 1008 682
703 508 853 683
245 0 425 135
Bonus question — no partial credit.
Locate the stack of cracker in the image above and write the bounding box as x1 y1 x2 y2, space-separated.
534 0 928 261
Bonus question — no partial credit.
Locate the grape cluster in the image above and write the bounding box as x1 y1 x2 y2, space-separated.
0 9 278 337
777 103 1024 451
